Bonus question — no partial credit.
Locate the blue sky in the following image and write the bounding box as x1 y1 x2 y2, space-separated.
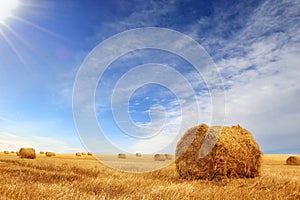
0 0 299 154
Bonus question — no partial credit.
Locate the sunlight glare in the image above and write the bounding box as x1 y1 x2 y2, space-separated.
0 0 19 24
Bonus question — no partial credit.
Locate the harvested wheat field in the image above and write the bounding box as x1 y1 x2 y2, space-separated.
0 153 299 199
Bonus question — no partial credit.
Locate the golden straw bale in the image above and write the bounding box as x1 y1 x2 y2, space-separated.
165 154 172 160
45 152 56 157
81 152 86 155
154 154 166 161
16 151 19 156
19 148 36 159
136 153 142 157
10 151 15 154
75 152 81 157
286 156 300 165
4 151 9 154
175 124 262 181
118 153 126 159
87 152 93 156
40 151 44 154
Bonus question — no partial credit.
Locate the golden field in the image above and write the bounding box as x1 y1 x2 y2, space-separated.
0 153 299 200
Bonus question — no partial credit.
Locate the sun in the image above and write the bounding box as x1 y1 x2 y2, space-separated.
0 0 20 24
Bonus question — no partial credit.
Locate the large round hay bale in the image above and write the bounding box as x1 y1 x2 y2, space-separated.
154 154 166 161
45 152 56 157
136 153 142 157
175 124 262 180
81 152 86 156
286 156 300 165
75 152 81 157
19 148 36 159
118 153 126 159
4 150 9 154
165 154 172 160
40 151 44 154
87 152 93 156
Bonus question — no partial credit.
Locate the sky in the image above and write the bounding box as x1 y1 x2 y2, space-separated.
0 0 299 154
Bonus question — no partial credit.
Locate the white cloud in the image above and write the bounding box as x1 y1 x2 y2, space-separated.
0 119 84 153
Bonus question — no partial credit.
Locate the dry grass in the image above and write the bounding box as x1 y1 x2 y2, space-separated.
0 153 299 199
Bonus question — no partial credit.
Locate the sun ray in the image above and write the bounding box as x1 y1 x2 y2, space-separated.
2 23 50 65
12 16 70 42
0 28 26 65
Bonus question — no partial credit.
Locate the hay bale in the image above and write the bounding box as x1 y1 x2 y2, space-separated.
40 151 44 154
175 124 262 180
118 153 126 159
45 152 56 157
81 152 86 155
16 151 19 156
19 148 36 159
154 154 166 161
10 151 15 154
286 156 300 165
75 152 81 157
165 154 172 160
136 153 142 157
4 150 9 154
87 152 93 156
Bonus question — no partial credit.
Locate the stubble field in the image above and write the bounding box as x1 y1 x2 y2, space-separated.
0 153 299 200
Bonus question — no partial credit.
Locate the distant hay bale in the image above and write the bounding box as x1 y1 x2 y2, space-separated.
40 151 44 154
45 152 56 157
118 153 126 159
286 156 300 165
4 151 9 154
19 148 36 159
10 151 15 154
136 153 142 157
87 152 93 156
75 152 81 157
175 124 262 181
165 154 172 160
16 151 19 156
81 152 86 155
154 154 166 161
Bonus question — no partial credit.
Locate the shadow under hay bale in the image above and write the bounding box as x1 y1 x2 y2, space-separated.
136 153 142 157
4 151 9 154
45 152 56 157
154 154 166 161
165 154 172 160
87 152 93 156
118 153 126 159
286 156 300 165
19 148 36 159
175 124 262 181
